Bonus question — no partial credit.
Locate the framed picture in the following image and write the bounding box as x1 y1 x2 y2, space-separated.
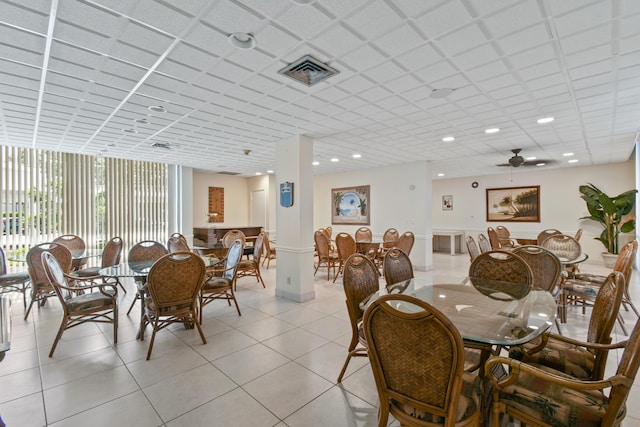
332 185 370 225
442 195 453 210
486 186 540 222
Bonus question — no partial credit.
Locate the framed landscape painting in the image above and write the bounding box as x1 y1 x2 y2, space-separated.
486 186 540 222
331 185 370 225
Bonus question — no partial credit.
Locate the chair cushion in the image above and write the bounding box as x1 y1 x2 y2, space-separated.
203 277 232 290
562 279 600 297
73 267 101 277
144 297 193 314
238 260 257 269
497 369 608 427
0 272 30 285
393 372 482 424
66 291 114 311
509 337 595 380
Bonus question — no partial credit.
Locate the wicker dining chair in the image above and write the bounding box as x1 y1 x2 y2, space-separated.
396 231 415 256
42 251 118 357
71 236 126 293
314 230 339 281
364 294 482 427
486 314 640 427
540 234 581 261
167 233 190 253
468 251 533 300
125 241 169 316
562 240 637 334
376 228 400 268
141 252 206 360
487 227 502 250
334 232 356 283
222 229 246 248
382 247 414 287
199 239 243 320
236 233 265 289
465 235 480 262
24 242 73 320
337 254 379 382
477 233 492 253
495 225 516 248
536 228 562 245
509 271 625 381
355 227 373 243
261 232 276 269
0 246 31 308
53 234 87 271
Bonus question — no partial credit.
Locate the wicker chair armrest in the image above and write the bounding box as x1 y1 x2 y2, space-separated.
485 356 631 392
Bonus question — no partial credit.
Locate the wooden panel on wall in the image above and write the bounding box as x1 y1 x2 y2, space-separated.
208 186 224 223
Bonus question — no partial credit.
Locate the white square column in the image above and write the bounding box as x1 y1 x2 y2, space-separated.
275 135 315 302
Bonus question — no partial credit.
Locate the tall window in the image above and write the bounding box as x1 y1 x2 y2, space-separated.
0 146 168 258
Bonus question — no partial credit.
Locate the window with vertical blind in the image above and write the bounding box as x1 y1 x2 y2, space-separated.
0 146 168 259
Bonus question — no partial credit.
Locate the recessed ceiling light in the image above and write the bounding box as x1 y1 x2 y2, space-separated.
255 172 262 175
536 163 546 166
148 105 166 113
134 118 150 125
266 170 274 174
437 173 444 177
526 156 536 160
352 154 362 158
228 33 256 49
430 88 455 99
312 161 319 166
485 128 500 134
568 159 579 163
330 158 339 162
442 136 455 142
537 117 554 124
563 152 574 157
291 0 316 4
122 128 137 134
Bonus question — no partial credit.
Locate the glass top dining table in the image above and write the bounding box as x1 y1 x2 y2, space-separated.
361 278 556 347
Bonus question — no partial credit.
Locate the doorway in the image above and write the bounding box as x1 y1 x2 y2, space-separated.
251 189 266 228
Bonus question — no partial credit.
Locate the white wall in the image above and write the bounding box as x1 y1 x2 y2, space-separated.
314 161 433 271
432 161 635 262
192 172 249 227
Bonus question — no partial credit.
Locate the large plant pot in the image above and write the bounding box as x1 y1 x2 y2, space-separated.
601 252 617 268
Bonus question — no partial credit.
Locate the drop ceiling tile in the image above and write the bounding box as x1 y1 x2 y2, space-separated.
552 1 612 38
465 61 510 82
201 1 265 35
564 45 613 69
310 24 363 58
508 43 556 69
276 3 333 40
453 44 500 71
373 24 426 56
435 24 488 56
517 59 563 81
567 59 613 80
364 61 406 83
337 44 387 71
334 74 376 94
415 1 473 39
183 22 234 58
483 1 543 39
344 0 404 40
619 33 640 54
258 23 303 57
497 24 550 56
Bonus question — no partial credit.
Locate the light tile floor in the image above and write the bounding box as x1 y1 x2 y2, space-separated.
1 253 639 426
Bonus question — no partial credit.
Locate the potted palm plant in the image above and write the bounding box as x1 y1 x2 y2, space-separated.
579 183 637 267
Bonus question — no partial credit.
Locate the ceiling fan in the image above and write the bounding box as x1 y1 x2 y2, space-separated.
496 149 554 167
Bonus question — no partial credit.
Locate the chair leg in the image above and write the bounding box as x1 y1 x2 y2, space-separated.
24 298 35 320
126 293 139 315
146 322 158 360
256 270 265 288
333 262 344 284
49 318 68 357
337 352 353 383
617 313 628 336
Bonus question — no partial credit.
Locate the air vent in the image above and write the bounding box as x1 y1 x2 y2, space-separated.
278 55 339 86
217 171 241 175
150 142 175 150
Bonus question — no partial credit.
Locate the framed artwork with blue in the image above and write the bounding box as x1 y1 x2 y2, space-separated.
331 185 370 225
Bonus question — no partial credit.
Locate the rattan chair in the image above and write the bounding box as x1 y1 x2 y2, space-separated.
53 234 87 271
512 245 563 332
236 233 265 288
396 231 415 256
125 241 168 316
509 271 625 381
167 233 190 253
383 248 414 286
0 246 30 307
465 235 480 262
337 254 379 383
24 242 73 320
468 251 533 300
487 314 640 427
487 227 502 250
314 230 338 281
495 225 516 248
222 229 246 248
536 228 562 245
364 294 482 427
42 251 117 357
562 240 637 333
355 227 373 243
376 228 400 268
199 238 243 320
477 233 492 253
261 232 276 269
72 236 125 293
333 232 356 283
140 252 206 359
540 234 581 261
